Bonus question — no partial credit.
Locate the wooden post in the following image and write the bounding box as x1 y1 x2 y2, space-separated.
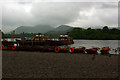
27 33 29 40
34 33 36 45
20 33 23 41
31 33 33 46
31 33 33 40
34 33 36 40
0 30 1 48
22 32 24 45
11 31 15 41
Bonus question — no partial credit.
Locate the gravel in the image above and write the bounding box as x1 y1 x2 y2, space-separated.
2 51 119 78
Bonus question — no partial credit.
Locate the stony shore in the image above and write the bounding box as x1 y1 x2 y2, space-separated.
2 51 119 78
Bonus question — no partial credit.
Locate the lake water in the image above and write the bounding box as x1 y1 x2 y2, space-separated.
1 38 119 54
71 40 119 54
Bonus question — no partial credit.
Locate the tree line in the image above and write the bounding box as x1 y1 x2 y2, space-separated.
2 32 42 38
2 26 120 40
68 26 120 40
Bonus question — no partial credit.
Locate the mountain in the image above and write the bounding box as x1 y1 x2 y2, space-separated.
53 25 73 31
46 25 74 35
14 25 54 34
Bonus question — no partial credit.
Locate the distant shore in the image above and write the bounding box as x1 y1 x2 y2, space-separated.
2 51 119 78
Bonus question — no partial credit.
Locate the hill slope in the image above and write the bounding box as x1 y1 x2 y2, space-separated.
46 25 74 35
14 25 54 34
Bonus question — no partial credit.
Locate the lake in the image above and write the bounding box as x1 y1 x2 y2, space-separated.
72 40 119 54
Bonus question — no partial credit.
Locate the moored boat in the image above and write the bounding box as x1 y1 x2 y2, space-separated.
68 46 86 53
2 34 74 51
100 47 110 54
85 48 99 54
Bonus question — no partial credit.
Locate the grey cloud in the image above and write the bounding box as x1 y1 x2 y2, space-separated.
99 2 118 9
30 2 81 26
2 2 118 32
17 0 34 4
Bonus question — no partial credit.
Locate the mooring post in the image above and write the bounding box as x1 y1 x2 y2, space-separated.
20 33 22 41
23 32 24 45
11 31 15 41
0 30 1 48
20 33 23 46
34 33 36 45
31 32 33 46
27 33 29 40
34 33 36 39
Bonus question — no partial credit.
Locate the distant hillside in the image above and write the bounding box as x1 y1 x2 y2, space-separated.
14 25 54 34
46 25 74 35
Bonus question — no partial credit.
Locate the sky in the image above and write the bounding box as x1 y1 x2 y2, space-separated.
0 0 119 33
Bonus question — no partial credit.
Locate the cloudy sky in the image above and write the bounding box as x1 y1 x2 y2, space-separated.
1 0 119 32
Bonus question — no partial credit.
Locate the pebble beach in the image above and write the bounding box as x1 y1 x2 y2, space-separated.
2 50 119 78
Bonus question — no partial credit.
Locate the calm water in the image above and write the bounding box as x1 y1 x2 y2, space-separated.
71 40 119 54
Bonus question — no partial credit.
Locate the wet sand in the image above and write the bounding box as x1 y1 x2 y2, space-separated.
2 51 119 78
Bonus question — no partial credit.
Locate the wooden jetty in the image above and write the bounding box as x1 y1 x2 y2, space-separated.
1 32 74 51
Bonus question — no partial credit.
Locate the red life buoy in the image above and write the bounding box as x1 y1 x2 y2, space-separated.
54 46 60 52
69 47 74 53
12 45 16 50
1 45 4 49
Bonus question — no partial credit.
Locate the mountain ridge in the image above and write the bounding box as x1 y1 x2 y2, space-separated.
45 25 74 35
13 24 119 34
14 25 54 34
